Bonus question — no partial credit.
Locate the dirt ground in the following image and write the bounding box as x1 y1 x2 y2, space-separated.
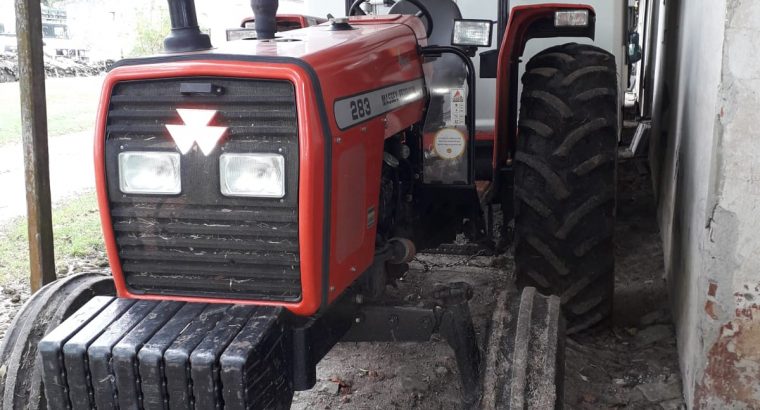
290 158 685 410
0 159 684 409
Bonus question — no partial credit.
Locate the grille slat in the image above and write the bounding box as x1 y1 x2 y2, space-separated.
108 109 296 120
107 124 298 137
113 220 298 238
111 205 298 224
121 262 300 279
109 95 296 105
124 274 300 299
106 78 301 301
116 236 299 253
119 249 299 266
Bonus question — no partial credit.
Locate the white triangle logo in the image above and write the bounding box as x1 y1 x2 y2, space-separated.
165 109 229 156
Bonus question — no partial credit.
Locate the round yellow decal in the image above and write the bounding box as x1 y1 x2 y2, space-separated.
434 128 466 160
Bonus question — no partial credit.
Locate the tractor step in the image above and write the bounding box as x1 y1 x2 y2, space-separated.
38 296 293 410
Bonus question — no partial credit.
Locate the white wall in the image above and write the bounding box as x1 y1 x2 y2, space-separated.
0 1 15 34
653 0 725 404
305 0 344 17
456 0 625 127
652 0 760 407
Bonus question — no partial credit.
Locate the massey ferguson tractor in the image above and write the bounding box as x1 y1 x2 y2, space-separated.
1 0 620 408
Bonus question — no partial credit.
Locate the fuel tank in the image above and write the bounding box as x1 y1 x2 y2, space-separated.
96 15 430 317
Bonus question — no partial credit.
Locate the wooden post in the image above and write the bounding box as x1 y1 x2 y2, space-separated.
15 0 56 292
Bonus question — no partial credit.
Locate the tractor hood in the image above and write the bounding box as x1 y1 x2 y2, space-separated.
109 14 429 138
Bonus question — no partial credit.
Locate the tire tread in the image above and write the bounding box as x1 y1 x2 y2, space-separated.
514 43 618 332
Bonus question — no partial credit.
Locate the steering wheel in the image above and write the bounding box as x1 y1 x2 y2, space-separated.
348 0 434 38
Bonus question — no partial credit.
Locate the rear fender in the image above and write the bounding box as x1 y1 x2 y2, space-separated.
493 4 596 175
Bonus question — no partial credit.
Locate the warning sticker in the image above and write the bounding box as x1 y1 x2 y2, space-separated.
450 88 466 127
434 128 466 160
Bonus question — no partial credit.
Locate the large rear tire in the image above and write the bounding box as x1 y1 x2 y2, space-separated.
0 273 115 410
514 43 618 333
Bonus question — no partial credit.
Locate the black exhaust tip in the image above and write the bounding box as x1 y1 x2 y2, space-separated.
251 0 279 40
164 0 212 53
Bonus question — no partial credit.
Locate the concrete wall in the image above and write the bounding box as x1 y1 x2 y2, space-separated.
652 0 760 407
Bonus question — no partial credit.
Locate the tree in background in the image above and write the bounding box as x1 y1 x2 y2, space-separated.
130 0 170 56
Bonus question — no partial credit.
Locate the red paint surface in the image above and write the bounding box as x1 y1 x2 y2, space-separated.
475 129 494 142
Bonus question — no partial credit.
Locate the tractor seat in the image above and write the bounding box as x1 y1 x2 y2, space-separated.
390 0 462 46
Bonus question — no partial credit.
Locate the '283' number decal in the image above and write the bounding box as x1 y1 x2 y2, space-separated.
350 98 372 121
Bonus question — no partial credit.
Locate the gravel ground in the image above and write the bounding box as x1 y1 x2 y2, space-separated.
0 280 28 338
0 159 683 409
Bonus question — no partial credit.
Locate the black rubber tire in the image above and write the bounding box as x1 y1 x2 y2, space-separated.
0 273 115 410
513 43 618 333
481 288 565 409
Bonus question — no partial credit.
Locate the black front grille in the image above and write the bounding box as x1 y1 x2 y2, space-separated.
105 78 301 301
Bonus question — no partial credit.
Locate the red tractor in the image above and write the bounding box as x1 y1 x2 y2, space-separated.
1 0 618 408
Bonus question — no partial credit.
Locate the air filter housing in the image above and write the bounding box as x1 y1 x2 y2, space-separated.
164 0 212 52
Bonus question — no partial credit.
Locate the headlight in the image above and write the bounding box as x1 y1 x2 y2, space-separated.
452 19 493 48
118 152 181 195
220 153 285 198
554 10 589 27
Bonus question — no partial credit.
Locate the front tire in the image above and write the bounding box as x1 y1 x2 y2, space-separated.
0 273 114 409
513 43 618 333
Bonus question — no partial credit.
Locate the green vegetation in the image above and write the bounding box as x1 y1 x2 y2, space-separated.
131 0 171 57
0 191 106 286
0 76 103 146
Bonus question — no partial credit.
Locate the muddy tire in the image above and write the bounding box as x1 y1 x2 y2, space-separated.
481 288 565 409
513 43 618 333
0 273 115 410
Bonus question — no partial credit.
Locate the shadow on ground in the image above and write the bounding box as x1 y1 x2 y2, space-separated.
564 159 684 410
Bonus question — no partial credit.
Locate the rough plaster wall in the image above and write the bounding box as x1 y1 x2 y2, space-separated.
655 0 760 407
659 0 727 406
694 0 760 407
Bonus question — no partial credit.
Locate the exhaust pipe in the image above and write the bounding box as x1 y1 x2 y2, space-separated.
251 0 279 40
164 0 212 53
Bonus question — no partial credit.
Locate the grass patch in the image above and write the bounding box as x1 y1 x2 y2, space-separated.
0 76 104 146
0 191 105 287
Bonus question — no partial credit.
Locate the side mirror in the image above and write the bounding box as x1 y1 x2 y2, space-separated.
451 19 494 48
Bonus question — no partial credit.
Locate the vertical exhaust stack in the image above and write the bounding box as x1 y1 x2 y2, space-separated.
251 0 279 40
164 0 212 53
